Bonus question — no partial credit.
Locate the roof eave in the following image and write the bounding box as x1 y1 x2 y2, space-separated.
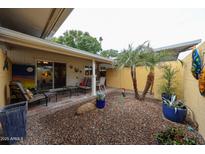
0 27 113 64
41 8 74 39
154 39 202 52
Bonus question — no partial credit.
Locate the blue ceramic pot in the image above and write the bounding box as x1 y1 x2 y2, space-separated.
96 100 105 109
162 103 187 123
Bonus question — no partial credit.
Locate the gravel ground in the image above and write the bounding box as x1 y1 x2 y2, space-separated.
17 92 204 145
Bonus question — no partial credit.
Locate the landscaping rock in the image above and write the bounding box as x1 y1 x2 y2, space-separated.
76 102 96 115
17 92 205 145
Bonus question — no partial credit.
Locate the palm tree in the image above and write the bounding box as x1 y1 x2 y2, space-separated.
140 50 170 100
115 42 151 99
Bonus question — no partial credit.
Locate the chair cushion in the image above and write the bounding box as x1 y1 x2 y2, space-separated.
82 78 87 86
79 85 91 90
86 78 91 87
25 89 34 99
79 78 85 86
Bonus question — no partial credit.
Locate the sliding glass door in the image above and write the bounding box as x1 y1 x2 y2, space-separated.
37 61 53 90
37 61 66 90
54 62 66 89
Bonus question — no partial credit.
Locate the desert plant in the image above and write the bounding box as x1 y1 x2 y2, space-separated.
96 91 105 101
154 127 197 145
115 42 151 99
159 65 178 96
96 91 106 109
162 95 187 123
162 95 186 109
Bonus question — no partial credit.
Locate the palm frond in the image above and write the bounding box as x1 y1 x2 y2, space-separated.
115 42 168 70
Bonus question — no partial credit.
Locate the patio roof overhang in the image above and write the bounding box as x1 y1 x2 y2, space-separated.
0 8 73 39
153 39 202 61
154 39 201 52
0 27 113 64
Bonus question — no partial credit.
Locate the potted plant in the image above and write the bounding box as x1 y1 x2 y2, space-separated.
96 91 106 109
162 95 187 123
159 65 178 100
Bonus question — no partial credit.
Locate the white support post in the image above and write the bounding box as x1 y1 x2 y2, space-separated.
92 59 96 96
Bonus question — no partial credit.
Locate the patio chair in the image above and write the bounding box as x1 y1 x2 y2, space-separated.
9 81 48 106
97 77 106 91
78 77 91 93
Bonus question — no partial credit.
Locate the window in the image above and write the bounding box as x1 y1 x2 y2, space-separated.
99 67 106 77
84 66 92 76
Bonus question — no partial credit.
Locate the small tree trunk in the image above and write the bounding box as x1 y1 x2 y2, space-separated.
141 70 154 100
131 66 140 99
149 80 154 95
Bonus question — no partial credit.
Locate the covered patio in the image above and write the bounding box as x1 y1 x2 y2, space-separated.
0 27 113 107
28 88 116 117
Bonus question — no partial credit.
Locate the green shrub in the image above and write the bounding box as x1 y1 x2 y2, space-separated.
159 65 178 96
154 127 197 145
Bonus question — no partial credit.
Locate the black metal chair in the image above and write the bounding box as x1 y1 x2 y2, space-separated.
9 81 48 106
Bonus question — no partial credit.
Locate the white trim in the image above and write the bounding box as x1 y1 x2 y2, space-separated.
92 59 96 96
35 60 37 89
52 62 54 89
66 63 69 86
0 27 113 64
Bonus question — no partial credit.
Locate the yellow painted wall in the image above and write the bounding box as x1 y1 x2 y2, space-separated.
0 48 12 107
106 68 122 89
106 67 149 91
136 67 150 91
106 61 183 99
183 43 205 138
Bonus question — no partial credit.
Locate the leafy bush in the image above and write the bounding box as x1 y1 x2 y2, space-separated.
154 127 197 145
159 65 178 96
